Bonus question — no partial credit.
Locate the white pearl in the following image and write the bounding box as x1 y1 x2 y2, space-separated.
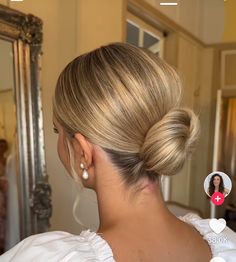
82 170 89 180
80 163 84 169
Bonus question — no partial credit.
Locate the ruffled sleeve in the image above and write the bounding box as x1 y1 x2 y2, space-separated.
180 213 236 262
0 230 115 262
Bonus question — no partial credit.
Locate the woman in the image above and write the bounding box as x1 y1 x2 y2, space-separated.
208 173 230 197
1 43 236 261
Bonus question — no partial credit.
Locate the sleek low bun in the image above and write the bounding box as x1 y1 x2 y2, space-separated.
54 42 201 185
140 108 200 176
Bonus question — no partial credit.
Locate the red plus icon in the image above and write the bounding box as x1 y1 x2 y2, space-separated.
211 192 225 206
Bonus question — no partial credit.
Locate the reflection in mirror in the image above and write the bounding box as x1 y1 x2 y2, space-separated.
0 38 19 254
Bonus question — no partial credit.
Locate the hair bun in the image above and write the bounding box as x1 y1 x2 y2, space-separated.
140 108 200 176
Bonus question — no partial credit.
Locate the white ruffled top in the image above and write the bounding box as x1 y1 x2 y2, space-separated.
1 214 236 261
179 213 236 261
0 230 115 262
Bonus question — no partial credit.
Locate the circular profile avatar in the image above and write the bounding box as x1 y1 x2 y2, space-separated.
204 171 232 197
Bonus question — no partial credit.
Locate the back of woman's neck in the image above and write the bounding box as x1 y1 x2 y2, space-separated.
96 180 171 233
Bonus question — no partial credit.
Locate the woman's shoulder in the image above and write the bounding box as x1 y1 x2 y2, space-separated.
179 213 236 261
0 230 115 262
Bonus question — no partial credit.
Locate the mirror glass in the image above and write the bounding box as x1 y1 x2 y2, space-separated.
0 38 19 254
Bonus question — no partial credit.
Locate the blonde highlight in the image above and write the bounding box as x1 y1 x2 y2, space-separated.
53 42 200 185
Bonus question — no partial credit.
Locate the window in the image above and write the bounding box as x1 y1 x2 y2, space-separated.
126 13 164 57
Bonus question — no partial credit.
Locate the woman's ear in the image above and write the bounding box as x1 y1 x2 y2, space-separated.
73 133 93 168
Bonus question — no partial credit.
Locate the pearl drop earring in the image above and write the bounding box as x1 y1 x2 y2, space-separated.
80 163 89 180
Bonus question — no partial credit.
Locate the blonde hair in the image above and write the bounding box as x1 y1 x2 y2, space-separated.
53 42 200 185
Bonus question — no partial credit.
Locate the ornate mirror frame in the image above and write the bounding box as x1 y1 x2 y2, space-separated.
0 4 51 239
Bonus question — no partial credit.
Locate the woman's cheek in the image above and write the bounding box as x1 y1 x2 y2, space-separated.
57 135 67 167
